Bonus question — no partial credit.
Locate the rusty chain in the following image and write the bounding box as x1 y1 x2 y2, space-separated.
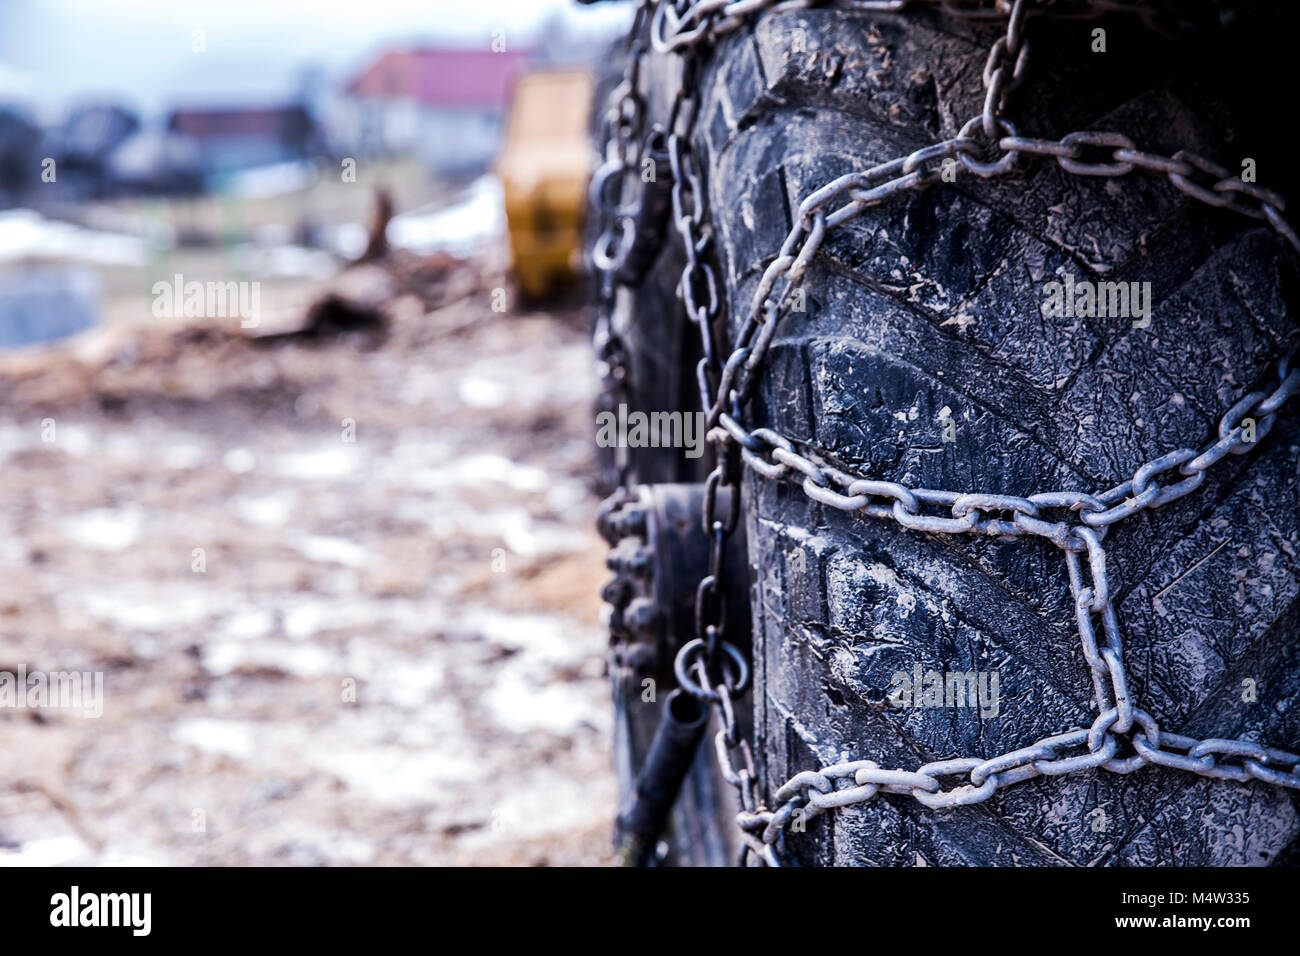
599 0 1300 865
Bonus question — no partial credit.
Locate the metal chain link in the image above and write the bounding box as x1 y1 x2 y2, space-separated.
608 0 1300 866
660 2 757 757
592 1 656 487
650 0 1227 54
719 352 1298 539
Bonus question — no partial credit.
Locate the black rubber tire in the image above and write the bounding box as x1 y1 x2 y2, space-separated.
678 4 1300 865
588 37 710 489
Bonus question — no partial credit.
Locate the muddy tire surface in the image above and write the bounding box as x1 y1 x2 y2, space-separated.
668 5 1300 865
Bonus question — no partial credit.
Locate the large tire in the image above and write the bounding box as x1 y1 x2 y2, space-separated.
678 4 1300 865
589 40 708 492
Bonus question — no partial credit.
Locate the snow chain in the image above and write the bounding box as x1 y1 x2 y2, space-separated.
597 0 1300 867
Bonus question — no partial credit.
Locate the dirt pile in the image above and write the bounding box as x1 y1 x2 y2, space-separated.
0 247 615 865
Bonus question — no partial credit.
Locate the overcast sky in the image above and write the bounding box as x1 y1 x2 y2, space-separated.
0 0 632 119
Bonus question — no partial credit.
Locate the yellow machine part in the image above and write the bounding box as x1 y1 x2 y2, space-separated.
497 70 594 300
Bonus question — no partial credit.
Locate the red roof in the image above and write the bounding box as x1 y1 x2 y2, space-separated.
168 106 313 139
347 48 532 109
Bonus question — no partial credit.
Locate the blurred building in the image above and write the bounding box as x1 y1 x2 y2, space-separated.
334 47 531 175
165 104 322 184
43 103 140 198
104 129 204 197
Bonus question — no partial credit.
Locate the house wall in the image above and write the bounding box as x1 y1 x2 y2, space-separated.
329 98 502 175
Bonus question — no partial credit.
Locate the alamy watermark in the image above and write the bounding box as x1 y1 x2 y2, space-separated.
0 665 103 718
152 274 260 328
1041 273 1152 328
888 665 1000 718
595 403 707 459
50 886 150 936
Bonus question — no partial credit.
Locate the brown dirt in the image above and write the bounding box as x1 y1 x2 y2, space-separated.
0 248 616 866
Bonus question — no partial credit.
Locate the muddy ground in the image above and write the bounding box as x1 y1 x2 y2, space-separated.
0 248 617 866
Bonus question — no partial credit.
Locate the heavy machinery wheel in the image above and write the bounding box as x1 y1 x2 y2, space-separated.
675 3 1300 865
